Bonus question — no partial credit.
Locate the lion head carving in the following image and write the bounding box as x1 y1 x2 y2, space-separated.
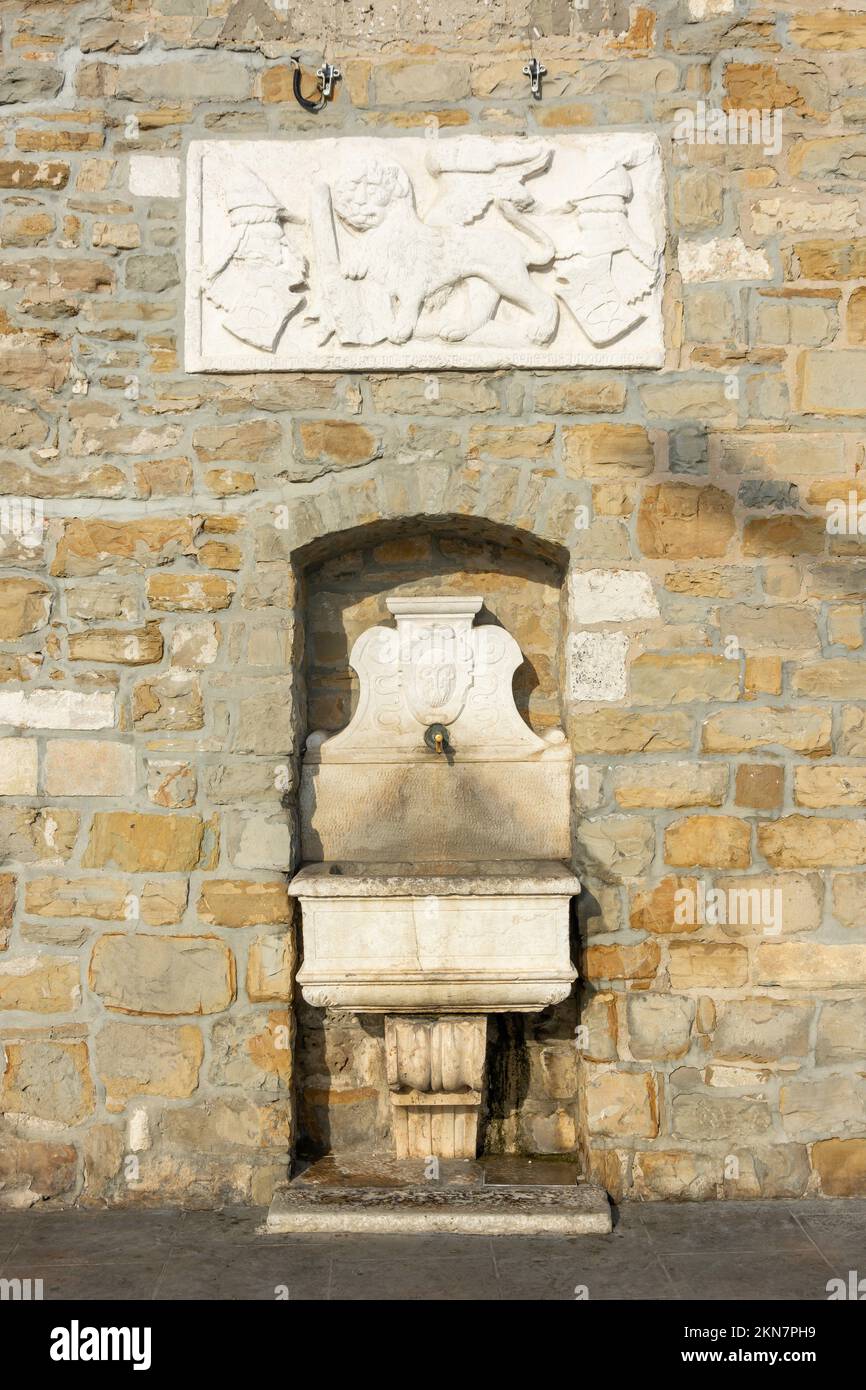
331 159 413 231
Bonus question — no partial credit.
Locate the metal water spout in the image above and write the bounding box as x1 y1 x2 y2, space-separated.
424 723 450 755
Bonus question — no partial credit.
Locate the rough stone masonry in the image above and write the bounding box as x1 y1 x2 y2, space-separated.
2 0 866 1208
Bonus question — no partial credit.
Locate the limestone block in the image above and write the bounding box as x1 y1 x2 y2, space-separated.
0 1040 95 1127
197 879 291 928
627 994 694 1060
83 812 205 872
679 236 772 282
44 740 135 797
586 1069 659 1138
567 630 629 701
0 578 51 638
95 1022 203 1109
129 155 180 198
712 999 813 1062
0 690 114 731
569 569 658 624
811 1140 866 1197
209 1009 293 1089
0 739 37 795
0 955 80 1012
186 134 665 371
89 934 235 1016
816 1000 866 1065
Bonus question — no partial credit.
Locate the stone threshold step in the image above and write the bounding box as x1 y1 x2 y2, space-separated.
267 1181 611 1235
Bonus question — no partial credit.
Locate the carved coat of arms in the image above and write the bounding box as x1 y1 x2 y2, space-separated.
402 624 474 727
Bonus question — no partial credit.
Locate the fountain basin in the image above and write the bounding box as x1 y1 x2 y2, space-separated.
289 859 579 1014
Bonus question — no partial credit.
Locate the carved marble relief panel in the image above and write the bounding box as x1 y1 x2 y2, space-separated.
185 133 665 371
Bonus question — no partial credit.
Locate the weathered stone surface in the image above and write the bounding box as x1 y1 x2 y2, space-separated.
665 816 751 869
758 817 866 868
95 1022 203 1109
0 955 80 1012
817 1000 866 1065
24 875 130 921
0 67 65 103
145 760 197 810
793 661 866 699
668 942 749 989
584 940 660 982
0 689 114 731
44 740 135 797
83 813 206 872
679 236 772 284
198 879 290 929
811 1140 866 1197
570 569 658 624
1 1040 94 1126
734 764 784 810
795 765 866 808
146 574 235 611
52 518 196 578
246 931 294 1002
0 577 51 639
132 672 204 731
89 935 235 1016
563 424 654 478
702 706 831 755
158 1095 289 1154
631 654 738 704
68 623 163 665
0 807 79 863
586 1069 659 1138
800 350 866 416
781 1075 866 1142
571 711 693 753
0 738 37 795
627 995 694 1060
713 1000 812 1063
567 630 628 702
629 876 699 934
755 943 866 987
209 1009 293 1090
613 762 726 809
577 815 655 880
637 484 735 558
0 1134 77 1207
672 1092 771 1140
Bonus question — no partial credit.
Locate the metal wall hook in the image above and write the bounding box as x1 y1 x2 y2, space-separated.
291 55 341 112
317 62 341 100
523 56 546 100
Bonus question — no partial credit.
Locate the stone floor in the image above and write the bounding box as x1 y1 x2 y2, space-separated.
2 1198 865 1300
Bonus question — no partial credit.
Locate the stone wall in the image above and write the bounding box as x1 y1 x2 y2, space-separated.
2 0 866 1205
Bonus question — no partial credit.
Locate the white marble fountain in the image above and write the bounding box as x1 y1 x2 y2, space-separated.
289 595 579 1162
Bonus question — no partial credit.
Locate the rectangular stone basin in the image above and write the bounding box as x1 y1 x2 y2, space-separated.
288 860 579 1014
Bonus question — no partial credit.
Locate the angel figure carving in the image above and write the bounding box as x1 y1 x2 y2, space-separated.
308 141 559 348
204 164 308 353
